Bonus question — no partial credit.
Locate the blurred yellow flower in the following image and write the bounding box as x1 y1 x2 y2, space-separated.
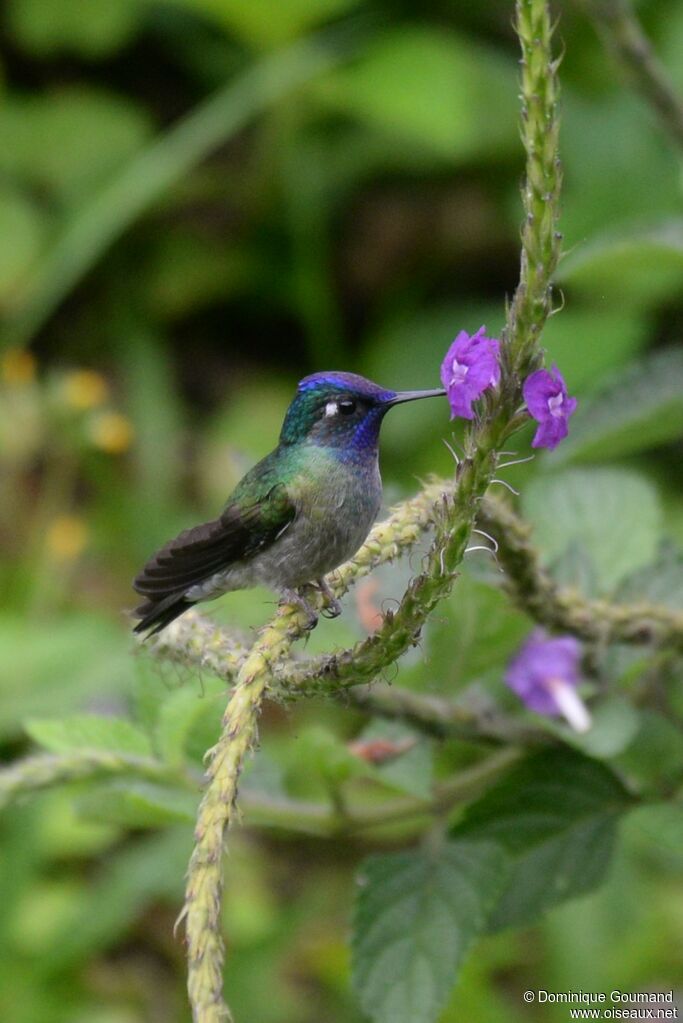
88 411 135 453
1 348 37 385
45 516 88 562
61 369 109 410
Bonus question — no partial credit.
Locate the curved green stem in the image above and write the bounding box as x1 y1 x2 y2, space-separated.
0 750 179 810
183 601 308 1022
0 747 522 839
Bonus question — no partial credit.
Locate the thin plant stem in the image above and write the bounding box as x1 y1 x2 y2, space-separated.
0 750 179 810
182 601 309 1023
0 747 522 837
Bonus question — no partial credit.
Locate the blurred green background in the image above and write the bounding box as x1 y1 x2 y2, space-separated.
1 0 683 1021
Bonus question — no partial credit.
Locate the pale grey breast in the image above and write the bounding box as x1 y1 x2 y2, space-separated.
254 459 382 588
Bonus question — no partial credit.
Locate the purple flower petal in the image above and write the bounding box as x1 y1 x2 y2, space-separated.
522 365 577 450
505 630 582 718
448 389 477 420
522 369 561 420
440 327 501 420
531 415 569 450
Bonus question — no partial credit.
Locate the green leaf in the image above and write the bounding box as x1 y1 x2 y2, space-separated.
130 656 178 737
540 697 641 760
567 699 640 760
614 710 683 793
145 229 251 321
293 726 371 787
522 467 662 593
0 187 46 305
623 803 683 870
25 714 152 757
549 538 600 596
167 0 360 48
616 545 683 609
452 749 633 930
0 614 133 739
76 780 197 827
6 0 141 58
424 572 531 692
557 218 683 307
41 827 191 971
154 679 225 767
539 306 647 394
317 28 517 162
560 94 681 247
0 88 151 205
552 347 683 464
1 34 347 347
352 840 510 1023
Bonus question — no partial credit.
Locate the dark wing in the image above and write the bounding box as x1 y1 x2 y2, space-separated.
132 480 295 636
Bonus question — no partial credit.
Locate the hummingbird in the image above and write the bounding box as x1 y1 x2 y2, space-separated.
132 371 445 636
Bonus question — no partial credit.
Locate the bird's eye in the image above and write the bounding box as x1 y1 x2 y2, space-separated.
338 399 356 416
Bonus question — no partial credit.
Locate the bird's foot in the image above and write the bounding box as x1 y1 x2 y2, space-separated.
315 577 343 620
281 588 318 631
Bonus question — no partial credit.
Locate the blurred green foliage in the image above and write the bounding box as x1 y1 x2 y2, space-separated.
0 0 682 1021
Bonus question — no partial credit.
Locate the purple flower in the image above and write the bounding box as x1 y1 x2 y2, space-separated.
440 327 501 420
505 630 591 732
522 365 577 450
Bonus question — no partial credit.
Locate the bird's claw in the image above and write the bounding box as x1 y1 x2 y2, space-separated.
320 597 342 619
315 578 343 620
283 581 340 628
282 588 318 631
302 608 319 631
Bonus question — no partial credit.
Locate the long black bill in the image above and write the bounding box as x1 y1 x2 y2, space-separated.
384 387 446 407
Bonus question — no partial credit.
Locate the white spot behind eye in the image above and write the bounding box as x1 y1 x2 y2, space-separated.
325 401 338 417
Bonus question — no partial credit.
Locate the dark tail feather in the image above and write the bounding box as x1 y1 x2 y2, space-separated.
133 593 196 637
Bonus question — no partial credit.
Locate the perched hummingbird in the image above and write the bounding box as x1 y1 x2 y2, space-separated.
132 372 445 635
